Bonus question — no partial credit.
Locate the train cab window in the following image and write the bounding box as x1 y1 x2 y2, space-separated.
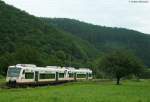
25 72 34 79
77 74 86 78
40 73 55 79
59 73 64 78
7 67 21 77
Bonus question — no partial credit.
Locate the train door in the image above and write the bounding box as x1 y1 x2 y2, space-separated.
56 72 58 81
64 70 67 78
86 73 88 80
74 72 76 81
35 71 39 82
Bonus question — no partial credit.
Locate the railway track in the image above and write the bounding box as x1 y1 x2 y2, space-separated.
0 79 111 89
0 80 75 89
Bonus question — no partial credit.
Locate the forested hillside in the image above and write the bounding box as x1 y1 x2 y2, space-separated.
1 0 150 76
41 18 150 67
0 1 97 75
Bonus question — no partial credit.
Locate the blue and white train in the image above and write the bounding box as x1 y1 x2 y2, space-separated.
6 64 92 86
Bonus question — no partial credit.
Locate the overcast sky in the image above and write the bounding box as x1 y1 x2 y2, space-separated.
3 0 150 34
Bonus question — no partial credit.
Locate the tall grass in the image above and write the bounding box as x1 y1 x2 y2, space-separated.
0 80 150 102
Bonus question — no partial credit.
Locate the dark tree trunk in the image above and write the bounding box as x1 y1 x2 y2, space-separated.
116 77 120 85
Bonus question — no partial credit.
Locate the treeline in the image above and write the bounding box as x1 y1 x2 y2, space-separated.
0 45 93 75
41 18 150 67
40 18 150 79
0 0 150 79
0 1 96 75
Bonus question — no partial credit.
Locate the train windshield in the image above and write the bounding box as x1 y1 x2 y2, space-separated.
7 67 21 77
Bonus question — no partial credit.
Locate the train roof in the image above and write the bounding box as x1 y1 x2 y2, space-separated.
8 64 92 73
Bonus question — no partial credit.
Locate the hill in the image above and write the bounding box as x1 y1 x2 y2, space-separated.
1 0 150 76
41 18 150 67
0 1 97 75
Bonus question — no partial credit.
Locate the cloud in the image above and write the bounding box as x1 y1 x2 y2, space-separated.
3 0 150 34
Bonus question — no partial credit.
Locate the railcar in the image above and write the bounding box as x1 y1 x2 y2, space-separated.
6 64 92 86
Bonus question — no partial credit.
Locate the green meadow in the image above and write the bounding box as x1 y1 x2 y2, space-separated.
0 80 150 102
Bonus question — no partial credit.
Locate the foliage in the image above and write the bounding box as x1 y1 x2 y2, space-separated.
41 18 150 67
0 0 150 79
97 50 144 85
0 1 97 75
139 69 150 79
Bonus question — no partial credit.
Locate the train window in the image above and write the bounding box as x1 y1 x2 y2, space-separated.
40 73 55 79
89 73 92 77
59 73 64 78
49 74 55 79
25 72 34 79
77 74 86 78
69 73 74 78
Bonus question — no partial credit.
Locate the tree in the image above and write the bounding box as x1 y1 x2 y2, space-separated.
14 46 43 65
0 52 16 75
98 50 144 85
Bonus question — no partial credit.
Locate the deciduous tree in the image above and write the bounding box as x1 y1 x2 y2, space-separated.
98 50 144 85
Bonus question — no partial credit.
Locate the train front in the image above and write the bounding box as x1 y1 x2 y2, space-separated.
6 66 22 85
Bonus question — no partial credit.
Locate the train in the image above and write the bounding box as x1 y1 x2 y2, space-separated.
6 64 93 86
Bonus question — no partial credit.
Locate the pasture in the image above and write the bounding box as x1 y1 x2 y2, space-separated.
0 80 150 102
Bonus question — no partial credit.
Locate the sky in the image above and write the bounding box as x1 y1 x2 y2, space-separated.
3 0 150 34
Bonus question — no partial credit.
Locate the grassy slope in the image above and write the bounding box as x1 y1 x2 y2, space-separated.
0 80 150 102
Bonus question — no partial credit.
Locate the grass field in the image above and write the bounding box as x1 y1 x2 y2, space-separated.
0 80 150 102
